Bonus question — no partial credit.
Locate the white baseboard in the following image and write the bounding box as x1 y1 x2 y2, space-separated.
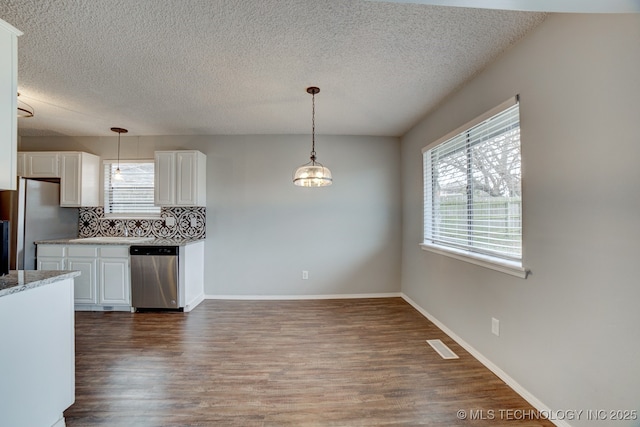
74 304 131 312
401 293 570 427
184 293 205 312
205 292 402 301
51 415 66 427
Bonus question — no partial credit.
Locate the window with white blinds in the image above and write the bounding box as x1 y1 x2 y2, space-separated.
103 161 160 215
422 97 522 270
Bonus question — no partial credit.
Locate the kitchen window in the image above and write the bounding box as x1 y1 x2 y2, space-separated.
103 160 160 216
421 96 527 278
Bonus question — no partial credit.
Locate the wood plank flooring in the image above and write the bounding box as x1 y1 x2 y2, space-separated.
65 298 554 426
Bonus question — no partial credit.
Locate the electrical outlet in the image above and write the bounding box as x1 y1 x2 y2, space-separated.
190 217 198 227
165 216 175 227
491 317 500 336
302 270 309 280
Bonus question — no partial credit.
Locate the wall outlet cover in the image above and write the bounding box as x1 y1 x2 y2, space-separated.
491 317 500 336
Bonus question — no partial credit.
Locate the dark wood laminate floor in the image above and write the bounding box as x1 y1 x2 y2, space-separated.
65 298 554 426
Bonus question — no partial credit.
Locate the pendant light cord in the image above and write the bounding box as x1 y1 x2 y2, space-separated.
310 91 316 164
111 127 128 172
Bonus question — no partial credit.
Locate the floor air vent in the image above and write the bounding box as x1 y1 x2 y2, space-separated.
426 339 459 359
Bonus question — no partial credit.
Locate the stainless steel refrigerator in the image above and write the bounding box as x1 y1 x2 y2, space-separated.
0 178 79 270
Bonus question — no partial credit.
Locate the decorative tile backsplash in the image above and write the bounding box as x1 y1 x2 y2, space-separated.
78 207 206 240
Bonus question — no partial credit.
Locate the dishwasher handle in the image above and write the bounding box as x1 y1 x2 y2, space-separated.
130 246 179 256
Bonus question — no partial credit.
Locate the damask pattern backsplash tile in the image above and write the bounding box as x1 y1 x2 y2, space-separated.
78 207 206 240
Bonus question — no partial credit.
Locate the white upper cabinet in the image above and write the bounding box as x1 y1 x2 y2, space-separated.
154 151 176 206
18 151 101 207
175 151 206 205
16 152 25 177
0 19 22 190
155 150 206 207
24 152 60 177
59 152 100 207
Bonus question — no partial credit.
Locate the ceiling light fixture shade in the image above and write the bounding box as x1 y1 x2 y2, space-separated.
111 127 128 181
293 87 332 187
17 93 34 118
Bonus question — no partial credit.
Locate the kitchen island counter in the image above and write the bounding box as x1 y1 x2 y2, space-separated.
0 269 80 298
0 270 77 427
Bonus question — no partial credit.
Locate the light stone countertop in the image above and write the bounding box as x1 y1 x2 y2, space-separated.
35 238 205 246
0 270 81 298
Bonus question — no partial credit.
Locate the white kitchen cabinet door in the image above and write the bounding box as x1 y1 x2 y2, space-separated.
59 152 100 207
25 152 60 178
67 257 97 305
155 150 206 206
175 151 206 206
98 258 130 305
0 20 20 190
37 257 64 270
36 245 65 271
59 152 80 205
154 151 176 206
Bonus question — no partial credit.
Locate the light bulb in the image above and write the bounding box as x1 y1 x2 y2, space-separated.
113 168 124 181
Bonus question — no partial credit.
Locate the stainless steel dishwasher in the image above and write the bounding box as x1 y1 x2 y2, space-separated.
130 246 181 310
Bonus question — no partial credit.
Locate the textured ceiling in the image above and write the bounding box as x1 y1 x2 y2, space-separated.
1 0 546 137
367 0 640 13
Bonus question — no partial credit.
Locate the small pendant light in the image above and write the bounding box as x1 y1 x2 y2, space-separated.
111 127 128 181
293 87 332 187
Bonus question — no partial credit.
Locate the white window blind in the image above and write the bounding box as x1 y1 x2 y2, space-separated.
423 98 522 265
103 161 160 215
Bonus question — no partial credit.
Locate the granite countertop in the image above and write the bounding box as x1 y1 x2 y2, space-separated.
35 237 205 246
0 270 81 298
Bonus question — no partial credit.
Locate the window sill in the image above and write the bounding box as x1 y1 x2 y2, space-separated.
103 213 162 220
419 243 529 279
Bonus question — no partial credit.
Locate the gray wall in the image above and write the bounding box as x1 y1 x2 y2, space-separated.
20 134 402 297
400 13 640 424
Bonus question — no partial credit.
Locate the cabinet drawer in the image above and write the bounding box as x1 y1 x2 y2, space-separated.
99 246 129 258
68 245 99 257
37 245 65 257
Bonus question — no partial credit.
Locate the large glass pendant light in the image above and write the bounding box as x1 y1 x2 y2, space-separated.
293 87 332 187
111 127 128 181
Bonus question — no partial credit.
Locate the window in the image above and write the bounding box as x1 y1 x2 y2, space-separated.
103 161 160 216
422 96 526 277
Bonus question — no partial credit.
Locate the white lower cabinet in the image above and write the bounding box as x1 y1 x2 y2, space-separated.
37 257 64 270
67 257 97 304
37 244 131 311
36 244 65 271
99 257 129 305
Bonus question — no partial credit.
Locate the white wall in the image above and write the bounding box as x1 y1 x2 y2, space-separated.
20 134 402 297
400 13 640 425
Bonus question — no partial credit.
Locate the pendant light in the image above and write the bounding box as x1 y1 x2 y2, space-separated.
111 127 128 181
293 87 332 187
17 93 34 118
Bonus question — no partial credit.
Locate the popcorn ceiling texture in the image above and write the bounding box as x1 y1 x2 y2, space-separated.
78 207 206 240
2 0 545 138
